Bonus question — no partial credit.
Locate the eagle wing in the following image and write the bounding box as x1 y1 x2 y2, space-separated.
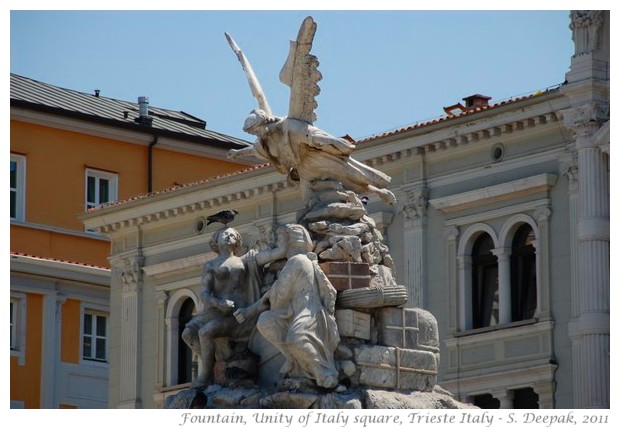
279 16 322 124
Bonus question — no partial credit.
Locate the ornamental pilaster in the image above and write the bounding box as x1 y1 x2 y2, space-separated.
401 187 428 308
444 226 460 332
115 254 144 408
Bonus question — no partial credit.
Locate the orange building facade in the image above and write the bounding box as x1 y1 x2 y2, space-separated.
9 74 252 408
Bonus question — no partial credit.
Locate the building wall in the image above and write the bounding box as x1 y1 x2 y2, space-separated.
10 293 43 409
83 11 609 409
10 99 250 408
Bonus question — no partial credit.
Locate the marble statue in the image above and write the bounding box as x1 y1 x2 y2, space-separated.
226 16 396 206
182 227 284 389
166 16 471 410
234 224 340 389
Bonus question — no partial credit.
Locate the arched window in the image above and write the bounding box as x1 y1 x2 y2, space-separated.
472 233 498 329
177 299 195 384
510 224 537 321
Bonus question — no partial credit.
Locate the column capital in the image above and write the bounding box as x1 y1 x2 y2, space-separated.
117 256 144 294
55 293 67 323
534 206 552 223
491 247 511 261
401 187 428 228
569 11 605 56
444 225 459 241
561 103 610 141
156 291 169 306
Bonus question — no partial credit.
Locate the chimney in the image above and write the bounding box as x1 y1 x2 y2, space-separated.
94 89 100 97
135 96 153 126
462 94 491 109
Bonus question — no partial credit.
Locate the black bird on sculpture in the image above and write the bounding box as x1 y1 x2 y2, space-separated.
206 209 239 226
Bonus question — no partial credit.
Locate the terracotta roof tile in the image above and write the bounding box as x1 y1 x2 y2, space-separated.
10 251 111 271
356 87 560 144
87 163 271 212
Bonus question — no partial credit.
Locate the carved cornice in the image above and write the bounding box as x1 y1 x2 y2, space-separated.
366 111 561 164
94 181 290 234
430 174 557 215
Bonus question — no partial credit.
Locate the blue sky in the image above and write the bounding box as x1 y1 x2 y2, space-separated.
10 10 575 142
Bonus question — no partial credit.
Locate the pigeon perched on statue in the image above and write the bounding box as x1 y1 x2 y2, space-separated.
206 209 239 225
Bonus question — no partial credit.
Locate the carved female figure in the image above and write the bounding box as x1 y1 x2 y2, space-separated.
235 224 340 389
182 227 283 388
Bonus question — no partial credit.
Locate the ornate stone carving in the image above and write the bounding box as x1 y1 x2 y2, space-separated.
570 11 604 55
55 294 67 323
119 256 144 294
402 188 428 228
559 152 579 193
534 206 552 223
561 103 610 138
443 225 459 241
156 291 168 306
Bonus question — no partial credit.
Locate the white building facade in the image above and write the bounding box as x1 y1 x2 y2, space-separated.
83 10 609 409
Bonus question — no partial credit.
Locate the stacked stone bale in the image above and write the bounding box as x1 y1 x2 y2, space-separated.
304 179 440 393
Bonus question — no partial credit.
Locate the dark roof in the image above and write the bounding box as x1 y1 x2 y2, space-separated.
10 73 251 149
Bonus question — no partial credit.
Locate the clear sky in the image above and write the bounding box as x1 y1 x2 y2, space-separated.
10 9 575 142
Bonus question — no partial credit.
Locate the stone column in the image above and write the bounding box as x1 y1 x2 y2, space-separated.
562 104 610 409
117 255 144 409
534 381 556 409
41 291 66 408
492 389 514 409
457 255 472 331
401 187 427 308
533 206 552 321
164 316 179 387
491 248 511 325
444 226 460 333
155 291 168 390
561 152 584 407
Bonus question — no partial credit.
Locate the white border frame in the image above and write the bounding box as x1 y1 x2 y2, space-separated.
85 167 118 211
10 292 27 366
80 303 110 367
10 154 26 222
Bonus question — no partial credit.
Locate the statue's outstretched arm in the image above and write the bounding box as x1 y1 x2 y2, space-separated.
225 32 272 115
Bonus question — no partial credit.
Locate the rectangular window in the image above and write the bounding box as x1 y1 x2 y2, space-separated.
83 311 107 361
10 294 26 365
10 154 26 221
85 168 117 211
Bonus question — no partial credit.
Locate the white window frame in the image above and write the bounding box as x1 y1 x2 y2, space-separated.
81 308 109 364
85 168 118 211
10 154 26 221
10 292 27 366
164 289 201 387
